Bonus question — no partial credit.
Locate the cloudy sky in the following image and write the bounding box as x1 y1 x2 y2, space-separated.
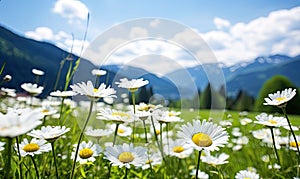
0 0 300 71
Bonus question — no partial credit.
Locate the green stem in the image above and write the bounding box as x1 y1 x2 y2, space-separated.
30 155 39 179
35 75 40 85
95 76 100 88
166 123 170 154
150 117 166 163
70 100 94 179
59 98 65 125
51 142 59 179
269 127 281 165
282 107 300 176
53 59 66 91
64 61 73 91
16 137 23 179
4 137 12 178
282 107 300 155
113 123 120 147
142 120 148 144
150 116 159 146
195 150 202 179
131 92 136 143
160 123 164 158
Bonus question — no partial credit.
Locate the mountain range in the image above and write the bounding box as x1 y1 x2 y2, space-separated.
0 25 299 100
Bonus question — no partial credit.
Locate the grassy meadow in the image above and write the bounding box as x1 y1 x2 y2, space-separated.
1 86 300 179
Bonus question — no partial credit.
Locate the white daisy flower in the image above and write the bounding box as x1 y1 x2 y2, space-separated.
141 151 162 170
233 136 249 145
268 163 281 170
70 81 116 101
28 126 70 142
235 169 260 179
232 145 243 151
136 102 162 112
1 87 16 97
240 118 252 125
150 123 165 137
91 69 107 76
97 108 135 124
0 108 44 137
239 111 249 117
289 135 300 151
164 139 193 159
39 105 57 116
252 128 272 140
3 74 12 81
261 155 270 162
50 90 75 98
135 110 152 121
16 138 51 157
255 113 288 127
104 143 147 169
190 169 209 179
283 125 299 131
32 69 45 76
71 141 102 164
110 123 132 137
201 152 229 165
115 78 149 92
219 120 232 127
153 109 183 123
85 127 113 138
21 83 44 96
0 141 5 151
177 119 229 152
264 88 296 107
231 127 242 137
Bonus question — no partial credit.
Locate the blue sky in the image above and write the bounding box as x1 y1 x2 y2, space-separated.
0 0 300 71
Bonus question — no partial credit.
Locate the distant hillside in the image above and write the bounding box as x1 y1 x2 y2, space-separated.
167 54 300 98
0 26 180 99
226 56 300 97
0 25 95 97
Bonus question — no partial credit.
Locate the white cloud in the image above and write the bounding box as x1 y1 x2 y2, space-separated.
213 17 231 30
25 27 89 56
201 6 300 65
25 27 54 41
82 7 300 73
52 0 89 24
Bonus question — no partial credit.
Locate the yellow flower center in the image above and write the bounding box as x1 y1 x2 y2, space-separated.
276 97 286 102
244 178 250 179
155 129 161 135
146 159 153 164
268 119 278 124
168 113 175 117
112 111 130 118
173 146 184 153
23 143 40 152
192 133 213 147
118 152 134 163
93 88 99 93
42 109 49 113
118 129 125 134
79 148 94 159
138 104 155 111
290 141 300 147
